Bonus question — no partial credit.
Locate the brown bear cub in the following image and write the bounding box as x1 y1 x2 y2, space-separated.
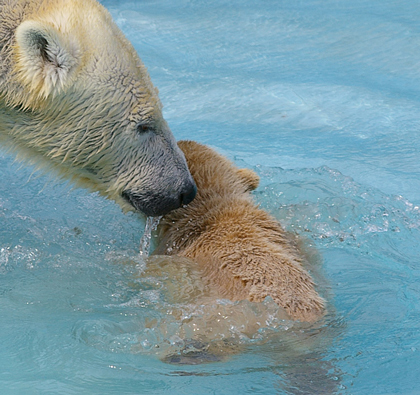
155 140 325 322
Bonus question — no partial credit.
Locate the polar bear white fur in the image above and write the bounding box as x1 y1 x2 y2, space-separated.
0 0 196 216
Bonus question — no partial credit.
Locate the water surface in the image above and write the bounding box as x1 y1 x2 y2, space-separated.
1 0 420 393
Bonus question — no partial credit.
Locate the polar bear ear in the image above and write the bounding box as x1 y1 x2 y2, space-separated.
236 168 260 192
14 20 79 100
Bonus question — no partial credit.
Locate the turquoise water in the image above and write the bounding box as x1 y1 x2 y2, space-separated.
1 0 420 393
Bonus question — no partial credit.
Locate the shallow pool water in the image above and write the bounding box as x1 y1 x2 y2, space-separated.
1 0 420 393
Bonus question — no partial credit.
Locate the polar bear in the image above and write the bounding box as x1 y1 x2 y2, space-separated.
0 0 196 216
155 141 325 323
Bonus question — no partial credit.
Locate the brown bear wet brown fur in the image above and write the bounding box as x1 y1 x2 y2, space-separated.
155 140 325 322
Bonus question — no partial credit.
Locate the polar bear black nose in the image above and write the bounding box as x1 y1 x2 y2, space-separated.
122 179 197 217
180 181 197 207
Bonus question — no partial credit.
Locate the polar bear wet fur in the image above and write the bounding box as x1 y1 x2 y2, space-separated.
0 0 196 216
155 141 325 323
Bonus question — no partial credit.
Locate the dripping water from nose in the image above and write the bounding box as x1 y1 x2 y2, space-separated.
139 216 162 256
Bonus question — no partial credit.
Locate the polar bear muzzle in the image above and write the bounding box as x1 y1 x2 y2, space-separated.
122 179 197 217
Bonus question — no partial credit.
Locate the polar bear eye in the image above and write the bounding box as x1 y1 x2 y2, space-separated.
137 124 154 134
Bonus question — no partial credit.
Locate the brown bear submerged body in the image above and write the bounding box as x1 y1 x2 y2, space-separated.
155 140 325 323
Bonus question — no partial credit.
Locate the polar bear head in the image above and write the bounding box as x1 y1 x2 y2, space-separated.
0 0 196 216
